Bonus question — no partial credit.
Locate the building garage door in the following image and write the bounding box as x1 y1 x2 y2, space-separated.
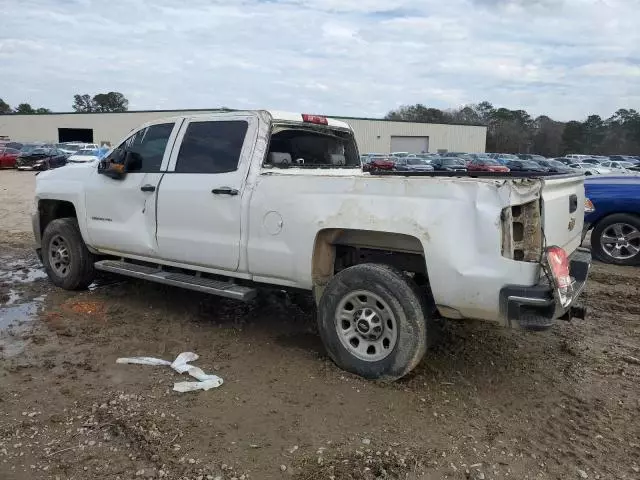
390 136 429 153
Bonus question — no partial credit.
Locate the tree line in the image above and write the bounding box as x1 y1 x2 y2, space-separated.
0 92 129 115
0 98 51 114
385 102 640 156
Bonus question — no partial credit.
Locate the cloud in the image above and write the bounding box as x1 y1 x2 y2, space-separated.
0 0 638 120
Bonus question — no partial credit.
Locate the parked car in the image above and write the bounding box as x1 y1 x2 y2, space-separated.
581 157 605 165
15 147 68 170
517 154 547 162
67 149 101 163
0 147 21 168
0 141 24 150
466 158 510 173
535 159 574 174
506 160 548 173
393 157 435 172
31 110 590 380
584 175 640 266
363 154 395 171
565 154 592 161
57 142 100 156
608 155 639 164
492 154 520 165
431 157 468 172
553 157 575 166
568 163 610 176
599 161 635 173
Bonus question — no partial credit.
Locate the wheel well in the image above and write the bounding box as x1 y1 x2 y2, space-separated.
312 229 430 300
590 211 640 232
39 200 77 235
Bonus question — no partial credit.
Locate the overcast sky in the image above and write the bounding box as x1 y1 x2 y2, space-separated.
1 0 639 120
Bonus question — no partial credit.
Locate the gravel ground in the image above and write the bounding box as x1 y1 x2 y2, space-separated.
0 169 639 480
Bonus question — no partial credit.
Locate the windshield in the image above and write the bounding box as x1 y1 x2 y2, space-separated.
522 160 541 168
546 160 566 168
442 158 465 166
477 159 500 165
62 144 82 152
407 158 426 165
20 144 42 154
499 154 519 160
75 149 97 155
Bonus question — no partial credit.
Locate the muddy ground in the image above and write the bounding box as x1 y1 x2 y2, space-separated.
0 170 639 480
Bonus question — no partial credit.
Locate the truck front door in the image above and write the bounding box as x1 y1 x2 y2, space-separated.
155 114 257 271
84 120 180 257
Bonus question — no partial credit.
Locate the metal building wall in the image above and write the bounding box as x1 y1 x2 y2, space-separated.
338 117 487 154
0 111 487 153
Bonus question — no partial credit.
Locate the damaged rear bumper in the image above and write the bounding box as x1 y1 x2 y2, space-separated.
500 248 591 330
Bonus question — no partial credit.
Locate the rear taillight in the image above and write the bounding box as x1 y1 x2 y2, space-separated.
584 198 595 213
302 114 328 125
546 246 574 307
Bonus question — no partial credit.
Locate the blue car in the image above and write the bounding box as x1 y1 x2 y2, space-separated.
584 175 640 266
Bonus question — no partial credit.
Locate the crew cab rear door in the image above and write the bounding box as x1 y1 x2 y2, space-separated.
155 113 259 272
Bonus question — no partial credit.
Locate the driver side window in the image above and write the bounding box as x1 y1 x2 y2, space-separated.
104 123 174 172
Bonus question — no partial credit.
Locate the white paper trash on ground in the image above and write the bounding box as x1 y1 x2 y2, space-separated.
116 352 223 392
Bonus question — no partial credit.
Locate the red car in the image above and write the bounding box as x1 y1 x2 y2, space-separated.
466 158 510 173
0 147 20 168
363 155 395 171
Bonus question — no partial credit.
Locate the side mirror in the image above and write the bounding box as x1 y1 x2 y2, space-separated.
98 148 126 179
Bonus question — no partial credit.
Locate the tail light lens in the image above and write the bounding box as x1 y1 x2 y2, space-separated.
546 246 574 307
584 198 595 213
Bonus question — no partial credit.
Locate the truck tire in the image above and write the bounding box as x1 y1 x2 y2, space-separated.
591 213 640 266
317 263 428 380
42 217 96 290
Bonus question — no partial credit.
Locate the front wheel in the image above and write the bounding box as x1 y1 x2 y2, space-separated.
317 264 429 380
591 214 640 266
42 218 96 290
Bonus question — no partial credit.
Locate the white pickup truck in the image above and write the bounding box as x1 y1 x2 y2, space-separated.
32 110 591 380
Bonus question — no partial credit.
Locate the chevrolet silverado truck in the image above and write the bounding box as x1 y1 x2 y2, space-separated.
32 110 591 380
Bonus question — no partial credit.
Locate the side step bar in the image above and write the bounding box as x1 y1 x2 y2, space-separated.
94 260 257 302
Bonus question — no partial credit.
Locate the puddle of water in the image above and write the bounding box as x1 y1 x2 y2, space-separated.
0 266 48 284
0 298 43 359
5 289 21 305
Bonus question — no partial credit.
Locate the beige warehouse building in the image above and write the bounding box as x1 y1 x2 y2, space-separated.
0 110 487 154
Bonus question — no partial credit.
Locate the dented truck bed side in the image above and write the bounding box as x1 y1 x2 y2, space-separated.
244 167 584 323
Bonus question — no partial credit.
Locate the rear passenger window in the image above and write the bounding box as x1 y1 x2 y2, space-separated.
175 120 248 173
126 123 174 172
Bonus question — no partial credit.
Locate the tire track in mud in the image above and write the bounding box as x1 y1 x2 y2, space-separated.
522 387 639 479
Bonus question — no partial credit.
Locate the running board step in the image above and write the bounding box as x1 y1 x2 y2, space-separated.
93 260 257 301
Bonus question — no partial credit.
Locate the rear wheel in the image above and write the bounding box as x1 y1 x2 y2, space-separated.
317 264 429 380
591 214 640 266
42 218 96 289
